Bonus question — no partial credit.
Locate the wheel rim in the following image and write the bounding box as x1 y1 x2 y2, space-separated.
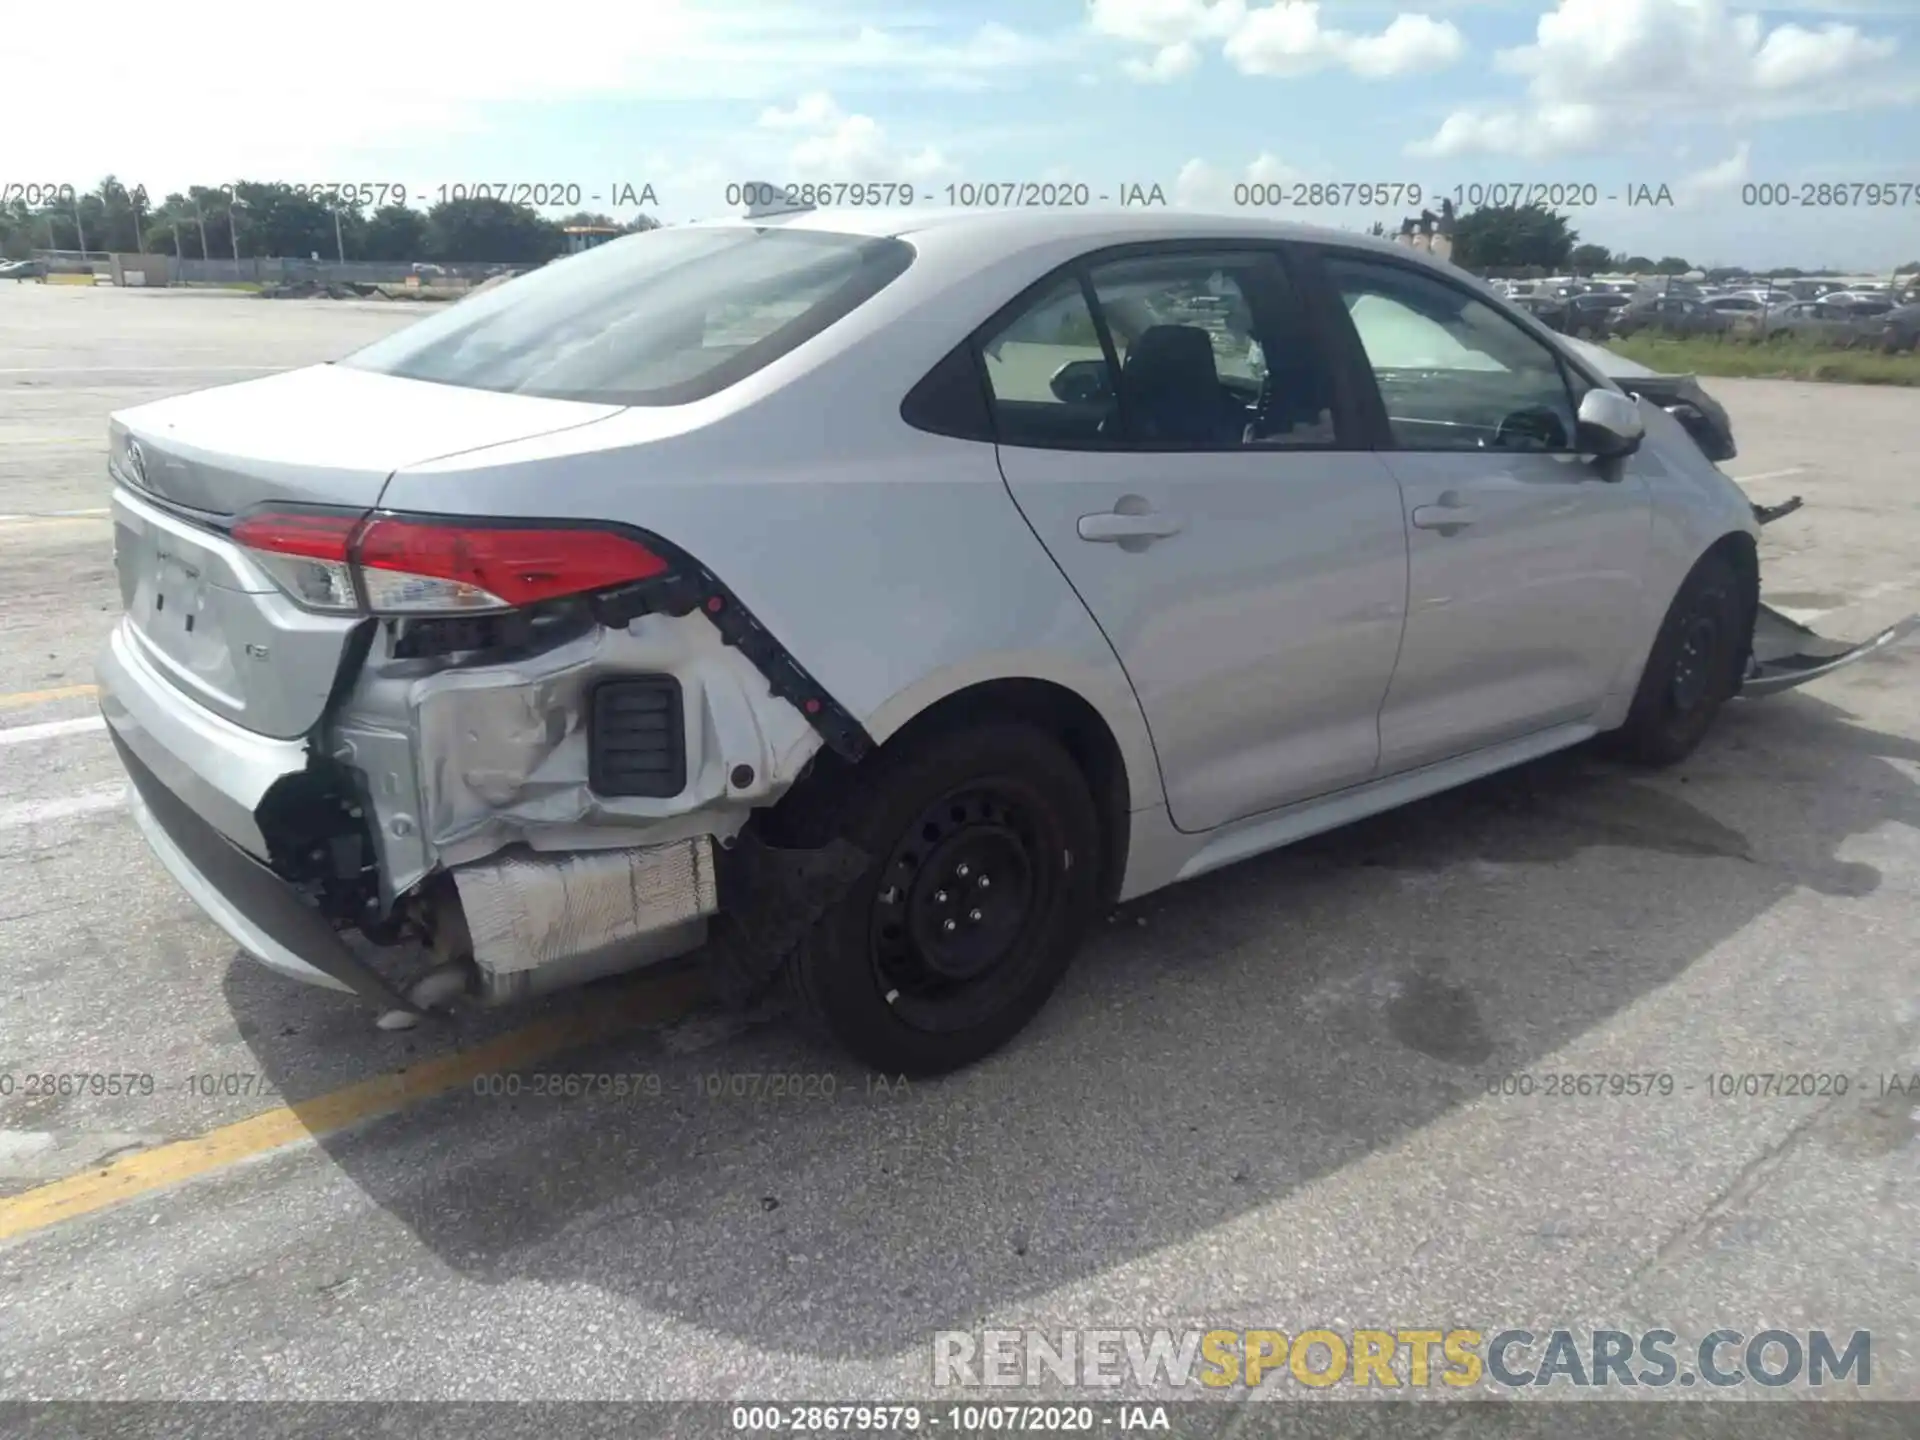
867 781 1054 1034
1669 610 1721 712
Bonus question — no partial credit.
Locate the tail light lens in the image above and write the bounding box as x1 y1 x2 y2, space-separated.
231 512 361 612
233 511 671 616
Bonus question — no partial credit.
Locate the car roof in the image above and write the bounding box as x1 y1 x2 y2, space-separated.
687 205 1448 267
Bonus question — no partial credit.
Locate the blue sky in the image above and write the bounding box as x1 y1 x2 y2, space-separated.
9 0 1920 269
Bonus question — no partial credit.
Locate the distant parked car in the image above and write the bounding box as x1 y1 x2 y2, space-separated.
0 258 45 281
1867 302 1920 353
1609 296 1734 339
1760 301 1857 344
1509 292 1574 332
1563 292 1630 338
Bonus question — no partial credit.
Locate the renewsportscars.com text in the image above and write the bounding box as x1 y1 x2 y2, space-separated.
933 1326 1871 1390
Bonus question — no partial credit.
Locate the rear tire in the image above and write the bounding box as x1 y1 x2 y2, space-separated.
783 722 1102 1075
1606 550 1747 766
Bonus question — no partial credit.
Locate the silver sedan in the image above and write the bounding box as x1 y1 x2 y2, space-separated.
94 205 1917 1072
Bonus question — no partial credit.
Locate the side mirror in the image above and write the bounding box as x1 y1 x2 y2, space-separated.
1577 388 1645 459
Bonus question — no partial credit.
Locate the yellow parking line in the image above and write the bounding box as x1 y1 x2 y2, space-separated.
0 684 99 709
0 966 711 1244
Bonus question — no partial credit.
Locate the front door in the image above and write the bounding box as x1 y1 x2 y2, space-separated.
1309 251 1653 774
986 245 1409 833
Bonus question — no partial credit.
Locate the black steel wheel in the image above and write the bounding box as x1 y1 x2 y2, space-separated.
1607 549 1748 766
785 722 1102 1074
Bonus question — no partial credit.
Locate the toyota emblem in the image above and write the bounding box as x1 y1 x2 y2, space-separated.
125 438 146 487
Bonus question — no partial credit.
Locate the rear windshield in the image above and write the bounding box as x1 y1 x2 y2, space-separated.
339 227 913 406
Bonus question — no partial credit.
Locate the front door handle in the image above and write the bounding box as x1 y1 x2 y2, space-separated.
1078 509 1186 544
1410 492 1478 534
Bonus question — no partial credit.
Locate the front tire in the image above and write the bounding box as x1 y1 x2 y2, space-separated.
1607 550 1748 766
784 722 1102 1075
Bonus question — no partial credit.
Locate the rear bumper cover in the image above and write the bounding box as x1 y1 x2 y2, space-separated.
113 728 411 1007
99 617 414 1009
97 616 305 860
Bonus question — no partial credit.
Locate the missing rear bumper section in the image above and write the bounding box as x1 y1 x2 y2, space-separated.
333 606 831 900
451 839 720 1004
100 570 874 1019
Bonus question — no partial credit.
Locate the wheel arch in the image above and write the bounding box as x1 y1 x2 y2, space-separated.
1699 529 1760 669
773 673 1148 908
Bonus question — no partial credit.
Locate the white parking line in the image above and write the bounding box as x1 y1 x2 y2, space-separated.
0 508 110 522
0 715 106 746
0 365 281 375
0 785 127 831
1728 466 1809 484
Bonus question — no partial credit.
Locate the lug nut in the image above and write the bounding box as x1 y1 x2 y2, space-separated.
956 863 971 879
942 919 958 934
968 909 983 923
934 890 949 904
976 875 991 890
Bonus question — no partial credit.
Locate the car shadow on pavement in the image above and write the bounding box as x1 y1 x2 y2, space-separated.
230 682 1920 1363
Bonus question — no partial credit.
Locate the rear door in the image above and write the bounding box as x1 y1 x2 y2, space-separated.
1302 248 1653 774
988 244 1409 833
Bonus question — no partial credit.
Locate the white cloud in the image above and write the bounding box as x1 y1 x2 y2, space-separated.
757 92 953 183
1173 153 1304 207
1412 0 1907 158
1125 42 1203 81
1406 103 1607 158
0 1 1070 191
1089 0 1248 47
1677 141 1753 201
1341 14 1469 77
1094 0 1464 81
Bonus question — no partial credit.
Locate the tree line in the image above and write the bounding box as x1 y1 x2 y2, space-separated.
9 185 1915 278
1378 202 1919 279
0 178 660 264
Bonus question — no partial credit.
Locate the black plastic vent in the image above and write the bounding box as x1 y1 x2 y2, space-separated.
589 677 687 798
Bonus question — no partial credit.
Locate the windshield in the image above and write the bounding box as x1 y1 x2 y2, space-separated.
339 226 913 406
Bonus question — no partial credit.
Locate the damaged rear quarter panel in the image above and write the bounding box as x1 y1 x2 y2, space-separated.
330 607 822 897
370 242 1162 834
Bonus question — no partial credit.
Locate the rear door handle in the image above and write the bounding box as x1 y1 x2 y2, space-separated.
1410 493 1478 534
1077 510 1186 543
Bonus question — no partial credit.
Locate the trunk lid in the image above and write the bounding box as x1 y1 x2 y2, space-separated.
109 365 621 739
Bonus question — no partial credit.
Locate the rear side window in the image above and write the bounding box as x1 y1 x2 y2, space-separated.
340 227 912 406
974 248 1344 451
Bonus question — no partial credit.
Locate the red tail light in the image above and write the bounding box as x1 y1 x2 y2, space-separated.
233 510 671 616
231 512 360 612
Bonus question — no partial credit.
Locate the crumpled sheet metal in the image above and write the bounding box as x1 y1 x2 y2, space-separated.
410 614 821 867
331 609 825 891
452 837 719 977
